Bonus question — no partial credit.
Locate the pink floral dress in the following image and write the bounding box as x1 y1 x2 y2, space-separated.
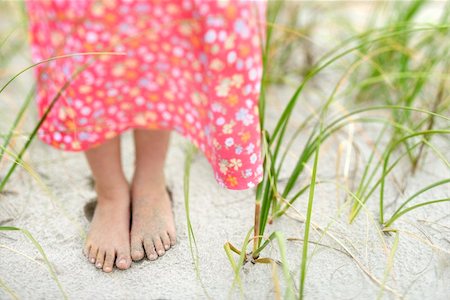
25 0 266 190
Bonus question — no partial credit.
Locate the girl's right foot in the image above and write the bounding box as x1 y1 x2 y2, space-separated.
83 181 132 273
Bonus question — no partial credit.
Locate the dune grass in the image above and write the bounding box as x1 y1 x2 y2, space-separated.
223 0 449 299
0 226 68 299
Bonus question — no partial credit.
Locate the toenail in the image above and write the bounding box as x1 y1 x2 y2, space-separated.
149 254 157 260
90 258 95 263
119 258 126 265
158 250 164 255
164 244 169 250
96 263 102 268
104 267 112 272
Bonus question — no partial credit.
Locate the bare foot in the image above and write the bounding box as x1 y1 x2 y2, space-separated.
83 182 132 272
130 178 176 261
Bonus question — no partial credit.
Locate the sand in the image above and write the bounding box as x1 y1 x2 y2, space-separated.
1 1 449 299
1 83 449 298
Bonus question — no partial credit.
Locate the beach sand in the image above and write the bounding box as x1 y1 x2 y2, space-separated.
1 1 449 299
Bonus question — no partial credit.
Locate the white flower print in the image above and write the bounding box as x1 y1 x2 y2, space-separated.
246 143 255 154
250 153 257 164
225 137 234 147
235 108 254 126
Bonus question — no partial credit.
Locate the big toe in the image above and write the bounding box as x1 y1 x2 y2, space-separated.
116 250 131 270
131 236 145 261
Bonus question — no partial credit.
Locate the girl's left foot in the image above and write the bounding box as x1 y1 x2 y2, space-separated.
129 176 176 261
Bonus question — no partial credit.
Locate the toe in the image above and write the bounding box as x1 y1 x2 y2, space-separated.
103 250 115 273
143 238 158 261
88 246 98 264
153 236 165 256
115 250 131 270
95 249 105 269
161 232 171 250
83 243 91 257
130 235 145 261
168 229 177 246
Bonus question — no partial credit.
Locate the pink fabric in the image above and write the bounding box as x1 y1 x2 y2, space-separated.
25 0 266 190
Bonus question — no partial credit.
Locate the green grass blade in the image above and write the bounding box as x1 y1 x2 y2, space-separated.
0 276 18 300
0 84 35 163
0 226 67 299
385 198 450 228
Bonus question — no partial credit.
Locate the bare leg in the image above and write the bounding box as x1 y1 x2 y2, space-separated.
82 135 132 272
130 129 176 261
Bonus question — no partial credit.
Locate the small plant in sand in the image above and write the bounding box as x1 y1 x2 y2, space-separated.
214 1 450 299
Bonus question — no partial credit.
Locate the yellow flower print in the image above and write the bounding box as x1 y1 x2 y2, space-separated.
211 44 220 55
240 131 251 143
91 2 105 17
130 87 140 97
125 70 138 80
222 120 236 134
219 159 229 174
215 79 231 97
213 138 220 149
145 111 157 121
133 113 146 126
238 44 250 57
72 140 81 150
226 175 238 187
218 0 231 9
79 85 92 94
58 107 67 121
191 92 201 106
66 120 76 131
229 158 242 171
231 74 244 88
179 22 194 36
224 34 235 50
112 63 125 77
210 58 225 71
226 94 238 106
164 90 175 101
105 131 116 139
50 32 64 47
106 97 116 104
125 58 138 68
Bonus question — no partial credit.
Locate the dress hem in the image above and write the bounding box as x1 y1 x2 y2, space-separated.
36 123 263 191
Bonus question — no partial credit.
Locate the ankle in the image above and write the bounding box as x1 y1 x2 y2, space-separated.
131 181 167 201
94 178 130 199
131 169 166 187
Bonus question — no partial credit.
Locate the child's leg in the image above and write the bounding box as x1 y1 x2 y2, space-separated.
83 135 132 272
130 129 176 261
